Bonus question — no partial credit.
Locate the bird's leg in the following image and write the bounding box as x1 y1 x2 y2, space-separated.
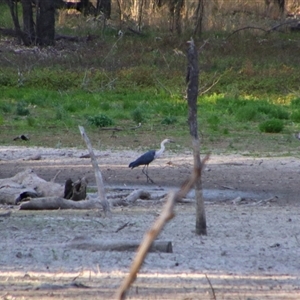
142 165 154 184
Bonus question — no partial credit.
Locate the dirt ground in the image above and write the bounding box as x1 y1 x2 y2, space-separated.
0 146 300 299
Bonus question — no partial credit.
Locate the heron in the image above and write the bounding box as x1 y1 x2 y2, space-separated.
129 139 173 183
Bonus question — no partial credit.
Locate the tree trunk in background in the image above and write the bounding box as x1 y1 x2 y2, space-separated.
186 38 207 236
193 0 204 35
96 0 111 18
21 0 35 44
5 0 31 45
169 0 184 34
36 0 55 46
132 0 144 31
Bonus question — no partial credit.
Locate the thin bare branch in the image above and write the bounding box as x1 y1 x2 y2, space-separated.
116 154 210 300
205 273 216 300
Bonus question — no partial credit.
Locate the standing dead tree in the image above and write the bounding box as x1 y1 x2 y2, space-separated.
186 37 207 235
78 126 111 216
116 154 210 300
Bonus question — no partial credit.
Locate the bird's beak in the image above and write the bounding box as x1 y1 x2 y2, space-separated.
169 140 175 143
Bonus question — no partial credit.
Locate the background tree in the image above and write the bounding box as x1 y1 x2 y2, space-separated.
186 38 207 235
5 0 56 46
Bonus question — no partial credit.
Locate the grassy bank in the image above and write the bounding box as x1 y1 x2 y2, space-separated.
1 13 300 155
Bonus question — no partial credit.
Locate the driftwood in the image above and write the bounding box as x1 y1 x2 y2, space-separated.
110 189 151 206
0 169 63 205
79 126 111 215
35 282 90 290
65 236 172 253
19 197 101 210
116 154 210 300
63 177 88 201
19 154 42 161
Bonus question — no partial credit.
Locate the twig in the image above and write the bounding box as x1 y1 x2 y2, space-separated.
198 71 225 97
116 154 210 300
102 35 123 63
115 221 130 233
205 273 216 300
155 78 173 96
51 170 61 183
199 39 209 51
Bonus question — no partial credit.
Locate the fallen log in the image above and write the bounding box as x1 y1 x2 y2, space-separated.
0 169 63 205
110 189 151 206
19 197 102 210
65 236 172 253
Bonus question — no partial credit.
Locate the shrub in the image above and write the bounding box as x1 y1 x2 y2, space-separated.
100 102 110 111
16 102 30 116
235 106 257 122
87 114 113 127
290 98 300 107
290 110 300 123
27 116 36 127
0 102 13 113
131 108 145 124
161 115 177 125
207 114 220 131
259 119 284 133
258 104 289 120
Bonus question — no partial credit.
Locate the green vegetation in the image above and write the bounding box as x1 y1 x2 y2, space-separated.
259 119 284 133
1 7 300 154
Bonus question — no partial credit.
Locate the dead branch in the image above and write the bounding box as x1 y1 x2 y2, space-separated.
124 189 150 203
78 126 111 216
198 71 226 97
115 222 130 232
205 274 216 300
35 281 90 290
51 170 61 182
19 197 101 210
109 189 151 206
227 20 299 39
65 236 172 253
227 26 269 39
0 169 63 205
116 154 210 300
19 154 41 161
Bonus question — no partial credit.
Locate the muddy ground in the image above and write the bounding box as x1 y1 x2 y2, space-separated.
0 146 300 299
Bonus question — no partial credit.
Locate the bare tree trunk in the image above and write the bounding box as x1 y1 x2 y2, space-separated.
186 38 207 235
5 0 31 45
96 0 111 18
193 0 204 36
132 0 144 31
36 0 55 46
169 0 184 34
21 0 35 43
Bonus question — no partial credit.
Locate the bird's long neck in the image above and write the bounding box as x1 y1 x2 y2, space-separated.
154 140 167 158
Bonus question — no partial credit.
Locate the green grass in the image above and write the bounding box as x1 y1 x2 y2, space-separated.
1 21 300 155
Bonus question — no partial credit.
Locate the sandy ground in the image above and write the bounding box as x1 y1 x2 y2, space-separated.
0 146 300 299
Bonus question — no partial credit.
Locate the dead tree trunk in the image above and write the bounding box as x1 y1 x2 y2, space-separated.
186 38 207 235
78 126 111 216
